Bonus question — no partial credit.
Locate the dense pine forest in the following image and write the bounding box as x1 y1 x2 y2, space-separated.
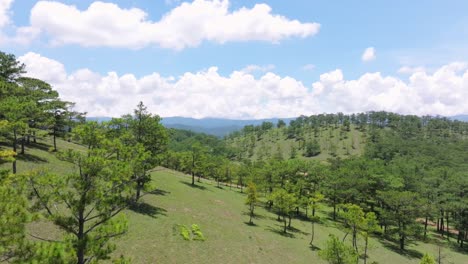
1 50 468 264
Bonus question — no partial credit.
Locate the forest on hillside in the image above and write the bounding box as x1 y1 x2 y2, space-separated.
1 51 467 263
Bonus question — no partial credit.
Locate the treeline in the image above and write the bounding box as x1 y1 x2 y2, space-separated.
0 52 86 174
228 112 468 140
0 52 168 263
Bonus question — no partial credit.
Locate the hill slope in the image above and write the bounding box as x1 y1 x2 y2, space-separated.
226 124 366 161
3 138 466 264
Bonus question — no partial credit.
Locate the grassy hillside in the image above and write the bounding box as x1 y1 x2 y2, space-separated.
3 138 467 264
226 125 366 161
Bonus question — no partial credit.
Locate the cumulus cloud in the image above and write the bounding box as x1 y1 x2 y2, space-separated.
0 0 13 28
0 0 41 45
361 47 376 62
27 0 320 50
18 52 468 118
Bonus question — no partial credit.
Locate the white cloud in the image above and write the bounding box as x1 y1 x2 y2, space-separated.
0 0 41 45
18 52 468 118
361 47 376 62
398 66 426 74
302 64 315 71
28 0 320 50
0 0 13 28
240 64 275 74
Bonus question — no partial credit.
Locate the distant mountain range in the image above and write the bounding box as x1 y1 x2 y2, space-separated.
161 117 294 137
450 115 468 122
87 116 295 137
87 115 468 137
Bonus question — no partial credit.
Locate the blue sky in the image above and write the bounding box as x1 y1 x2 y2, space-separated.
1 0 468 118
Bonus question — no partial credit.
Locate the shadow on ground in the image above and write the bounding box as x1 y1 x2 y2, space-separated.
309 244 321 251
17 153 48 163
180 181 209 191
378 238 423 259
129 202 167 219
266 225 296 238
149 189 171 196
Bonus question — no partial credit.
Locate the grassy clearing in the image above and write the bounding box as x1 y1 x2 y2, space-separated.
0 137 86 175
3 138 467 263
112 169 467 264
227 125 366 162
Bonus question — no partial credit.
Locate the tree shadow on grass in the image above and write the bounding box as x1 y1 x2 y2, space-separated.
309 245 321 251
129 202 167 219
16 153 48 163
180 181 209 191
265 226 296 238
241 211 268 221
288 226 309 236
148 189 171 196
244 221 258 227
378 238 423 259
29 142 52 152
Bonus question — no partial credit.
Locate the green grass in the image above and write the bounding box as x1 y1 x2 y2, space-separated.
110 170 466 264
3 137 467 264
0 137 86 175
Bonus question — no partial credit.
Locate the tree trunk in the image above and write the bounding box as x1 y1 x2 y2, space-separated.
446 213 450 241
53 127 57 152
135 179 143 201
310 222 315 245
364 236 369 264
352 230 357 251
332 201 337 221
400 234 405 250
191 171 195 186
283 216 287 233
288 214 292 228
21 137 25 155
77 196 86 264
33 130 37 143
424 216 428 239
249 204 254 224
439 210 444 236
12 129 17 174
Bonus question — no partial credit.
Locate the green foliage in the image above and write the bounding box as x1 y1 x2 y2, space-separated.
245 182 258 224
419 253 436 264
319 234 358 264
179 225 191 240
191 224 206 241
0 173 29 262
304 139 321 157
28 139 133 264
0 51 25 82
177 224 206 241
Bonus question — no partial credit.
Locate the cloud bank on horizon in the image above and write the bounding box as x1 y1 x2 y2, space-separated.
19 52 468 119
2 0 468 118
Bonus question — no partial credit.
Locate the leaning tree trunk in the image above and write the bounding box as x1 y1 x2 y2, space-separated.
310 222 315 245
